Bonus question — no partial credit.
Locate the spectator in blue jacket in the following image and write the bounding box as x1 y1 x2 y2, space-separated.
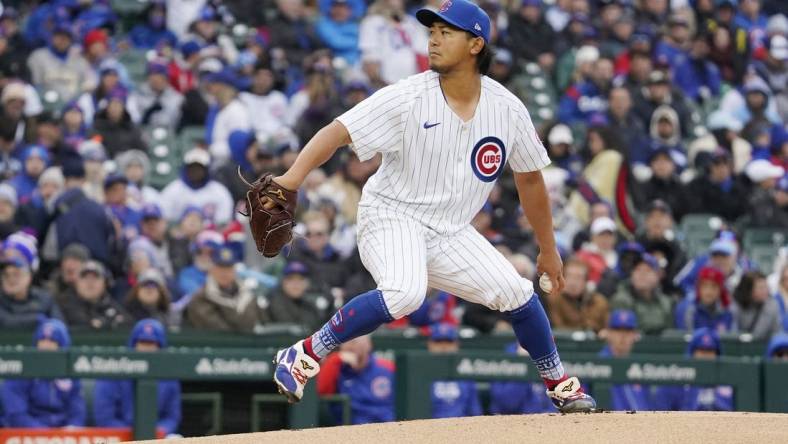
489 342 555 414
316 0 360 66
1 318 85 427
128 0 178 49
316 334 395 425
654 15 691 71
653 328 734 411
8 145 49 204
558 57 614 124
599 309 652 411
428 323 482 419
673 31 722 103
93 319 181 436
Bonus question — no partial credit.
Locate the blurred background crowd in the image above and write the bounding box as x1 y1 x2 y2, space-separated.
0 0 786 431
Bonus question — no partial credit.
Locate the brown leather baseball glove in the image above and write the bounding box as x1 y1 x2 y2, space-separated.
238 169 297 257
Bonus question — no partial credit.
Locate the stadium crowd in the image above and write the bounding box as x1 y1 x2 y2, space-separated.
0 0 786 431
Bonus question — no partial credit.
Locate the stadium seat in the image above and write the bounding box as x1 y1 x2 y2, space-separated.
39 89 65 115
679 213 721 258
178 126 207 154
747 244 780 275
743 228 786 251
117 49 150 85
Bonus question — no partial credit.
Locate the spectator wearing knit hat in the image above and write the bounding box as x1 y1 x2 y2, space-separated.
1 319 86 427
0 251 62 328
82 30 131 89
93 319 181 435
1 81 38 143
683 266 734 333
740 159 787 227
27 25 94 103
653 328 733 411
115 149 161 207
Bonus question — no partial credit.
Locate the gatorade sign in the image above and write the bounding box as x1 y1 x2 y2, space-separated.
0 427 163 444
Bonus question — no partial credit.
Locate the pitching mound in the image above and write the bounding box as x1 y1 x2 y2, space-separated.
141 412 788 444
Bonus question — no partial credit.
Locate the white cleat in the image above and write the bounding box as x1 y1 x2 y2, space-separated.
547 376 597 413
272 340 321 403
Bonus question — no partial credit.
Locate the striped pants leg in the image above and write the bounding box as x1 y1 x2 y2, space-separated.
426 225 535 312
357 209 429 320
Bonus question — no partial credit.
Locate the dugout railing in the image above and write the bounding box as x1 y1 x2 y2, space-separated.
0 327 772 356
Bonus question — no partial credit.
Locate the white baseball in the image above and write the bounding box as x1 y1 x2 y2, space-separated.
539 273 553 293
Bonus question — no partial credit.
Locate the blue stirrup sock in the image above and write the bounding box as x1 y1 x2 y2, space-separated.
304 289 394 360
507 295 567 387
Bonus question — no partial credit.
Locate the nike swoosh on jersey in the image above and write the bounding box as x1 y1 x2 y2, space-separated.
423 122 441 129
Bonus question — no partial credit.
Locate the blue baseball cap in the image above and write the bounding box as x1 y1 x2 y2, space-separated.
608 309 637 330
429 323 459 341
416 0 491 43
687 327 721 355
283 261 309 277
103 173 128 189
141 203 163 220
211 245 237 266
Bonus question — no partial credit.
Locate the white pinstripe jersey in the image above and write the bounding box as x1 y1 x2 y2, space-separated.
336 71 551 234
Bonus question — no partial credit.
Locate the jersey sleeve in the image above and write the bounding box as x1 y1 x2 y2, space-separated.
336 80 410 161
508 104 552 173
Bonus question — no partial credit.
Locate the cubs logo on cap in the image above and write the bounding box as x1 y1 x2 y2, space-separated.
470 136 506 182
417 0 491 43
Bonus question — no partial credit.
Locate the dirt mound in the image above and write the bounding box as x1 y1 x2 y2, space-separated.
141 412 788 444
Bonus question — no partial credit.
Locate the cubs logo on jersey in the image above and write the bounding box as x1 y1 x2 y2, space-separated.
470 136 506 182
